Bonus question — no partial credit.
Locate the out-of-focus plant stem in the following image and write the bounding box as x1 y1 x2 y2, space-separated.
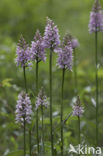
95 31 99 146
23 66 27 93
41 105 45 155
78 116 80 144
49 49 53 155
61 68 65 156
74 49 78 94
36 59 39 153
29 129 31 156
23 117 26 156
23 66 32 156
23 66 27 156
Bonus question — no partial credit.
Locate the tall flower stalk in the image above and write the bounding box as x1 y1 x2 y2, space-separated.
73 49 77 93
57 35 73 155
41 105 44 155
44 17 60 155
95 31 99 145
88 0 103 145
23 66 27 93
71 38 79 94
78 116 80 144
16 35 32 156
23 117 26 156
61 68 65 155
35 88 48 155
24 66 32 156
72 96 84 145
23 64 32 156
23 66 27 156
36 59 39 153
49 48 53 154
31 30 46 153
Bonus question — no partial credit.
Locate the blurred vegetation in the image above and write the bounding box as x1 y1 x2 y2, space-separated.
0 0 103 155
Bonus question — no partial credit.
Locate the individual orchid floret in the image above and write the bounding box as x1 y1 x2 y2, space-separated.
35 88 49 110
57 34 73 70
15 92 32 124
63 33 79 49
16 35 31 67
72 96 84 117
44 17 60 51
71 38 79 49
88 0 103 33
31 30 46 62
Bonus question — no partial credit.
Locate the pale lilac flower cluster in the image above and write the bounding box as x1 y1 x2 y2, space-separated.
31 30 46 62
57 35 73 70
16 35 31 67
88 0 103 33
35 88 48 110
16 92 32 124
72 96 84 117
44 17 60 51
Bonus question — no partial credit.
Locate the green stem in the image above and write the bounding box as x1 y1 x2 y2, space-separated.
41 106 45 155
95 31 98 146
74 49 78 94
24 117 26 156
78 116 81 156
49 49 53 155
23 66 32 156
23 66 27 156
61 68 65 156
36 60 39 153
78 116 80 145
29 129 31 156
23 66 27 93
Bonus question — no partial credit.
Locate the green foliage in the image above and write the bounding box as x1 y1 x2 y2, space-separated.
2 79 13 87
6 150 23 156
0 0 103 155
